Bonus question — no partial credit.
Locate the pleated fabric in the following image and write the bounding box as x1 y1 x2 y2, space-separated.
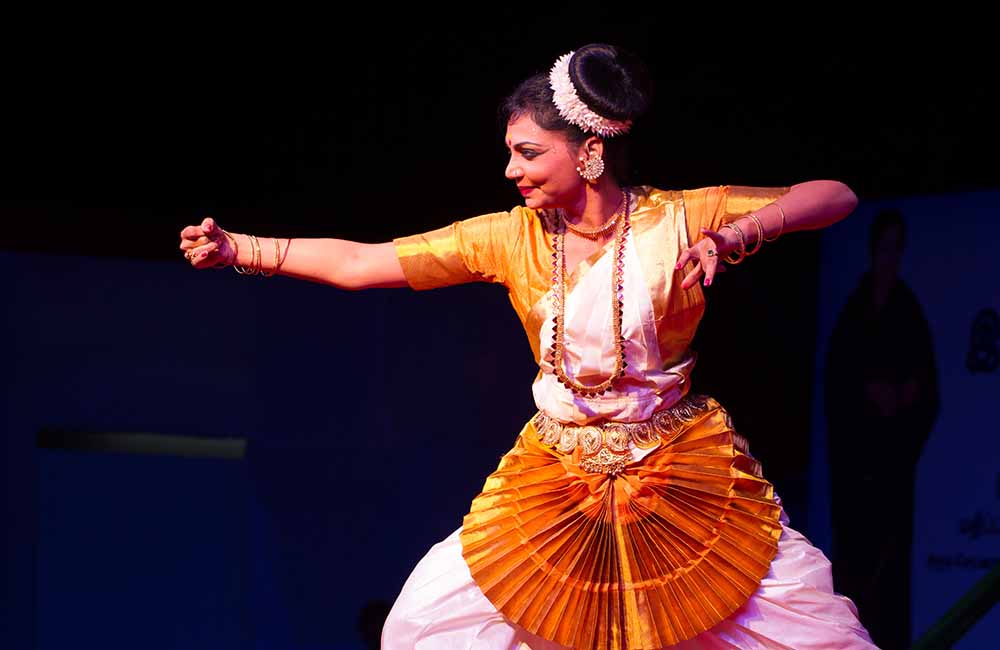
458 397 786 649
381 507 876 650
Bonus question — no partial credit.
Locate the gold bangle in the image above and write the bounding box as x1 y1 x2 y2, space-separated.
722 222 747 264
243 234 259 276
277 238 289 272
210 230 239 269
260 237 274 277
220 230 239 269
233 233 256 275
764 203 785 242
238 235 254 275
251 235 263 275
746 214 764 256
259 237 280 277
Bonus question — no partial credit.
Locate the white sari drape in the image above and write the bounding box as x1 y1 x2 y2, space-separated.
532 232 695 425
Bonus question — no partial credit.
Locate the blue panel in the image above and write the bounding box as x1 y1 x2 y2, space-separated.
37 448 247 649
811 190 1000 645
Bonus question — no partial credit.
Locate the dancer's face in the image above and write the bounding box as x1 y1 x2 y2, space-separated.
504 115 586 211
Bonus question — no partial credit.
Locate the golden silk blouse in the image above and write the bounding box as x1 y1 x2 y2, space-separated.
393 185 788 421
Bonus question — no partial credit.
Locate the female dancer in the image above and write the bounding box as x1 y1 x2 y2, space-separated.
180 44 877 650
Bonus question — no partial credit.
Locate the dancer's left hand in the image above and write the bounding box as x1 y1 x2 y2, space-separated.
676 228 731 289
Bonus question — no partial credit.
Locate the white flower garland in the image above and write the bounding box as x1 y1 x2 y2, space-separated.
548 51 632 138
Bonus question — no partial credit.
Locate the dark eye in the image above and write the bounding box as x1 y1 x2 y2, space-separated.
521 150 539 160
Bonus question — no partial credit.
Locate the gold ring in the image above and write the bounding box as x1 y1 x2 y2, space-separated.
184 250 195 261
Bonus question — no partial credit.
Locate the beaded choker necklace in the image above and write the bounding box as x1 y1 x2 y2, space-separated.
548 190 631 397
561 192 627 240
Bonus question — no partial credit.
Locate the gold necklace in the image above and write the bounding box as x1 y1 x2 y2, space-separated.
548 189 631 397
560 191 627 240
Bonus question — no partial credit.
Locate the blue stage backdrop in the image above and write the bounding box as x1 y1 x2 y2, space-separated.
810 189 1000 646
3 250 537 649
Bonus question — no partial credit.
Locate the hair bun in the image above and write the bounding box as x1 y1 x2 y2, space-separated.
568 44 652 123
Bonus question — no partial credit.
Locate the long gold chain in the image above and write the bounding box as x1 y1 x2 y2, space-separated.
548 189 631 397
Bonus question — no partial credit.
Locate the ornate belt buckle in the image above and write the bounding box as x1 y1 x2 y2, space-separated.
532 413 661 475
532 395 712 476
579 446 630 475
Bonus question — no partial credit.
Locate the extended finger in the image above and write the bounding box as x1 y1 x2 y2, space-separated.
675 248 694 270
681 261 703 290
702 254 720 286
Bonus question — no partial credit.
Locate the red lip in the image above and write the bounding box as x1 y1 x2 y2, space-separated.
518 186 536 196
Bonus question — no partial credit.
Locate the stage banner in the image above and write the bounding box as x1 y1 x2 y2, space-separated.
811 190 999 646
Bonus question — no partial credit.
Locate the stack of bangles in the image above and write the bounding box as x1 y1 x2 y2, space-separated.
221 230 287 277
720 202 786 265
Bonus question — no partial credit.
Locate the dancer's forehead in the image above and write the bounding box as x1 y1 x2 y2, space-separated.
504 115 565 149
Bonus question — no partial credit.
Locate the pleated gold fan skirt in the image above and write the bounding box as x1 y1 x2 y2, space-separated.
459 395 783 650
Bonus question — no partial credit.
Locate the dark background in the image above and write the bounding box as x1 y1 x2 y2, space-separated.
2 14 995 255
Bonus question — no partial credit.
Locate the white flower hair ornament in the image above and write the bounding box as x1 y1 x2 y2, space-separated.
549 51 632 138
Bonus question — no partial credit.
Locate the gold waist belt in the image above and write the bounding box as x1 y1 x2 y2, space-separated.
531 394 712 474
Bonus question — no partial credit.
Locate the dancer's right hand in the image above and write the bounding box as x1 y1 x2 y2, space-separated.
178 217 235 269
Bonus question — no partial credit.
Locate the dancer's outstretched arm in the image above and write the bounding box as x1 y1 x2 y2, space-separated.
178 217 408 290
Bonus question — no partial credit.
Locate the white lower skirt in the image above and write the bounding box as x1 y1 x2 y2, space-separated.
381 507 878 650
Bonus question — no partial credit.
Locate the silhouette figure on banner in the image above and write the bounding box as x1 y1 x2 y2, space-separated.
825 208 940 650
